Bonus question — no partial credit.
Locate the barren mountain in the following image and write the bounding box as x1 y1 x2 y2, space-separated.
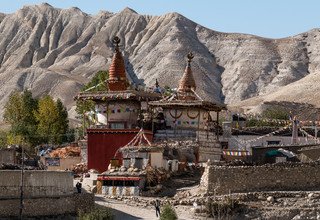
0 3 319 120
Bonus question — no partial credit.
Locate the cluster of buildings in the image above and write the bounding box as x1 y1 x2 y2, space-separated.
1 36 320 205
2 34 320 198
75 36 226 195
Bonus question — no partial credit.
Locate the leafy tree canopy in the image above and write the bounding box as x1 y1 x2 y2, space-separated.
82 70 109 92
76 70 109 118
3 90 72 147
3 90 38 146
262 107 289 120
35 95 60 144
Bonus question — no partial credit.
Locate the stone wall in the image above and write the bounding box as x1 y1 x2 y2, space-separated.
0 170 73 198
0 193 94 218
297 147 320 162
154 130 222 162
0 148 16 164
41 157 82 171
78 139 88 163
198 131 221 162
205 163 320 195
154 129 196 141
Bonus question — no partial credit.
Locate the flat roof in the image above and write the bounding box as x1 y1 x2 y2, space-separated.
87 128 153 134
75 90 161 102
252 143 320 150
97 176 142 181
149 100 226 111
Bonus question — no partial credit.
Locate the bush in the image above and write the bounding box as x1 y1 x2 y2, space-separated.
262 107 289 120
78 207 113 220
206 197 244 218
160 204 178 220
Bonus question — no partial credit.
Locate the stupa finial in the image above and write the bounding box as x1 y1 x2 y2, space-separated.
113 36 121 52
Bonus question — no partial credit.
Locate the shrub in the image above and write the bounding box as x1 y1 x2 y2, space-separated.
160 204 178 220
262 107 289 120
206 197 244 218
78 207 113 220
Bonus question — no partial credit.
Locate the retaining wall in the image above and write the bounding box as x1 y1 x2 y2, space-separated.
0 170 94 218
206 163 320 195
0 170 73 198
0 149 16 164
0 193 94 218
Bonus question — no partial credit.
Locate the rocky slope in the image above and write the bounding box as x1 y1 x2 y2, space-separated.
0 3 320 119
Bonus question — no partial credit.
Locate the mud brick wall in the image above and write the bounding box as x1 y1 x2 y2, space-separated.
206 163 320 195
0 170 74 198
0 193 94 218
198 131 221 162
0 149 16 164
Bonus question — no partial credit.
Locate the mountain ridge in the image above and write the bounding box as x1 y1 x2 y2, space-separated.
0 4 319 120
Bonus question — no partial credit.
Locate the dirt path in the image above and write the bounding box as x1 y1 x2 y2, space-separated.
96 197 158 220
95 196 195 220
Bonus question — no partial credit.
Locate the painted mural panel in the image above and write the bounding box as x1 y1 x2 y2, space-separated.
163 109 219 130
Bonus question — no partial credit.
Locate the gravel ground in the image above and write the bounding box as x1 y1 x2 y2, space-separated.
95 196 196 220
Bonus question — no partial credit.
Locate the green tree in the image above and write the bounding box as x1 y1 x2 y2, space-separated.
75 70 109 137
3 91 23 125
83 70 109 92
3 90 39 146
0 130 8 148
21 90 39 145
163 85 174 96
76 70 109 116
54 99 70 144
4 91 71 146
6 133 25 146
262 107 289 120
34 95 60 144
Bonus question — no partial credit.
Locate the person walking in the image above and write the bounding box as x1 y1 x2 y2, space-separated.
154 199 161 217
76 181 82 193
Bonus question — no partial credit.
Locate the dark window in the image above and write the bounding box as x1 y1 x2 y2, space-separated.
267 140 281 145
103 180 113 186
114 180 124 186
110 123 125 129
124 180 135 186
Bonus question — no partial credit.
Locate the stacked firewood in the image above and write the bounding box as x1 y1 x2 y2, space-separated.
71 162 88 174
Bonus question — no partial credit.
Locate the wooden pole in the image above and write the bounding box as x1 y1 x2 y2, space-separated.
174 109 177 138
83 112 85 137
216 111 219 140
197 109 201 141
106 104 109 128
151 108 154 134
19 146 24 220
